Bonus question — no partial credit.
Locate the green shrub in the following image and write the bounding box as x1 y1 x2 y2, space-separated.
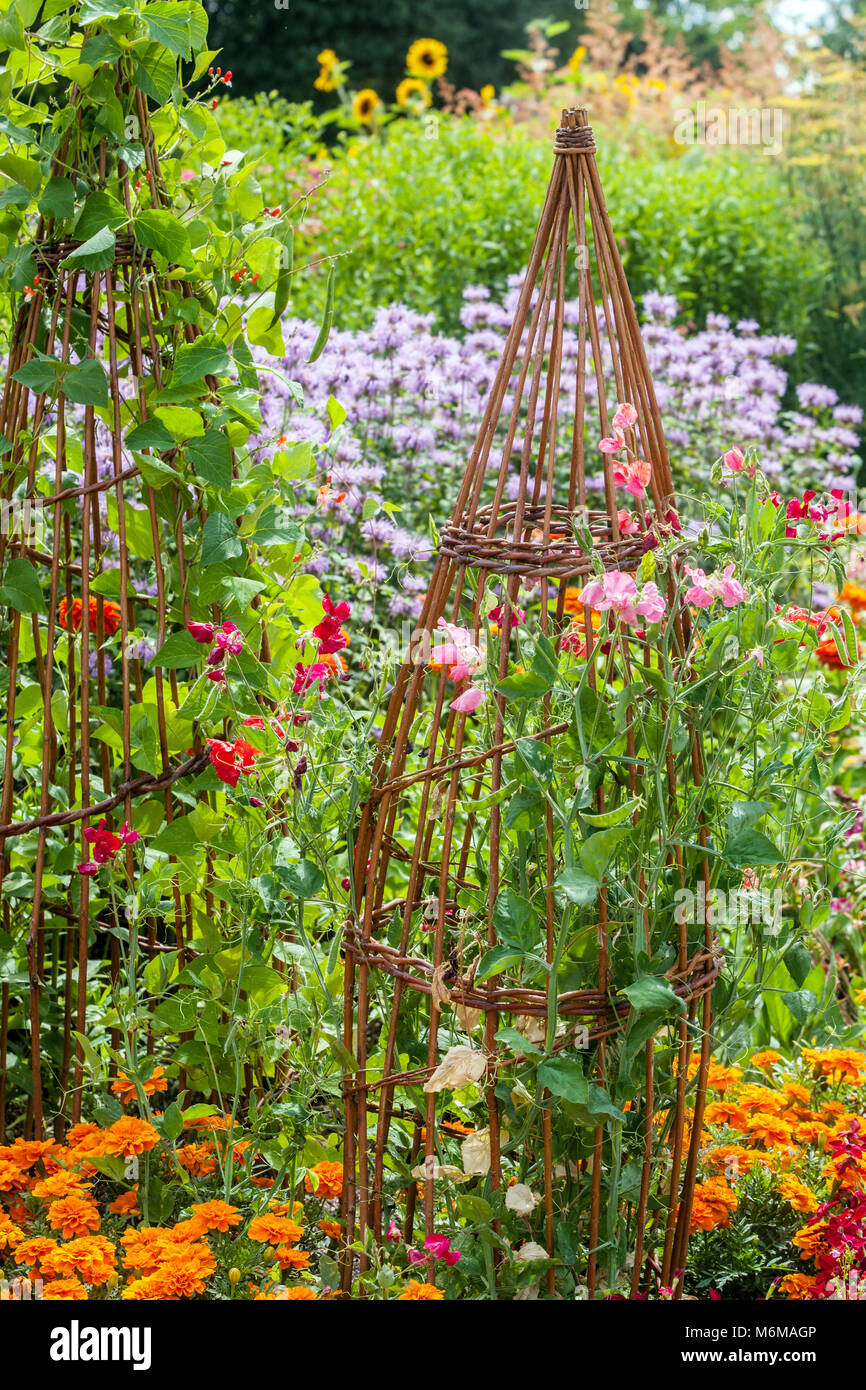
220 103 829 363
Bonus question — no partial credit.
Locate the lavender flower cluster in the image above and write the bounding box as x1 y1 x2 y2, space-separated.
250 279 862 625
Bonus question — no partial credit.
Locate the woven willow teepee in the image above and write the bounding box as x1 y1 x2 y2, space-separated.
0 72 226 1138
340 108 717 1298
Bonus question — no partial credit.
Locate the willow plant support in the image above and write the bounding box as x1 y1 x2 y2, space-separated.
0 76 227 1139
340 108 715 1298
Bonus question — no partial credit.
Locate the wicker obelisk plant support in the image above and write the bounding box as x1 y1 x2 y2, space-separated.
341 108 716 1298
0 58 260 1140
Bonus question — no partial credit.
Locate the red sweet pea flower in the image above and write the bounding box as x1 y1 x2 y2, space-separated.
293 661 331 695
187 621 215 644
207 738 258 787
78 819 139 874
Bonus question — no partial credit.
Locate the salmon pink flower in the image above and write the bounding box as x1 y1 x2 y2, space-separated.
599 430 625 454
430 619 485 682
612 457 652 500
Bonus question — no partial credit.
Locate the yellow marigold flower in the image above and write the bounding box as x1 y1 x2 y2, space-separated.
777 1176 819 1214
305 1159 344 1199
406 38 448 80
567 45 587 73
397 1279 444 1300
189 1200 242 1233
396 77 432 108
317 49 337 66
314 49 340 92
480 84 496 104
47 1195 100 1239
352 89 381 123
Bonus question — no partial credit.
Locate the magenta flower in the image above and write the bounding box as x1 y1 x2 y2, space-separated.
187 620 215 644
424 1234 461 1266
386 1220 402 1244
293 661 331 695
214 621 243 656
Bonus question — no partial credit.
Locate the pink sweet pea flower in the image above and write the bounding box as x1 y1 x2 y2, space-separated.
450 685 485 715
617 509 640 536
684 567 716 609
293 661 331 695
612 402 638 432
685 564 748 610
77 861 99 877
424 1234 461 1265
488 603 526 628
723 446 745 473
214 621 243 656
612 457 652 501
407 1248 426 1266
718 563 748 608
599 430 625 454
579 571 666 628
119 822 139 846
386 1220 402 1244
430 619 485 682
635 581 666 624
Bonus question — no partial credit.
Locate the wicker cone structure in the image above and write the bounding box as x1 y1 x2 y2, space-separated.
341 108 715 1298
0 76 233 1138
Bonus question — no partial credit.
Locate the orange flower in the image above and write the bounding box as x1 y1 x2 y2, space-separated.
58 596 121 636
793 1120 831 1145
397 1279 444 1300
778 1272 818 1299
102 1116 160 1157
44 1235 116 1285
0 1138 56 1168
0 1159 32 1192
42 1277 87 1299
689 1178 738 1232
175 1142 217 1177
802 1047 866 1085
248 1213 304 1245
793 1221 828 1262
703 1102 749 1131
318 1219 341 1240
14 1236 58 1269
777 1176 819 1214
111 1067 169 1107
32 1170 92 1201
750 1050 781 1072
0 1216 25 1252
47 1195 100 1239
704 1061 742 1094
281 1286 318 1300
840 580 866 612
737 1084 787 1115
745 1112 794 1149
275 1246 311 1270
189 1200 242 1233
304 1160 343 1199
108 1190 140 1216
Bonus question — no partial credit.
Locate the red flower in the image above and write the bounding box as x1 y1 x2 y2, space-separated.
206 737 259 787
187 621 215 644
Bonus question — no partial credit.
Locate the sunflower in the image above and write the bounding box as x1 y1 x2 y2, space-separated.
406 38 448 80
396 77 431 109
352 88 381 123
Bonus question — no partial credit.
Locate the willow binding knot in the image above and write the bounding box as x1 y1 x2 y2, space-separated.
554 107 596 154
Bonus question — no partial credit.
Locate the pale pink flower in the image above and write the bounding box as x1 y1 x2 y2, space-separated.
450 685 485 714
684 567 716 609
612 402 638 431
579 571 666 628
635 581 666 624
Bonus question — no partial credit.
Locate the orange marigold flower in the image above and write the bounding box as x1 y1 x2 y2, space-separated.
793 1120 831 1145
58 595 121 636
397 1279 445 1300
689 1178 738 1233
65 1122 100 1145
802 1048 866 1085
304 1160 343 1199
275 1246 311 1270
777 1176 819 1214
745 1112 795 1148
703 1102 750 1131
14 1236 58 1268
47 1196 100 1239
175 1142 216 1177
189 1200 242 1233
44 1235 116 1285
750 1050 781 1072
0 1138 57 1168
318 1219 342 1240
778 1272 818 1299
704 1061 742 1094
737 1084 787 1115
32 1170 92 1201
102 1116 160 1157
281 1286 318 1300
0 1159 32 1192
108 1190 139 1215
839 580 866 612
248 1214 304 1245
111 1066 169 1107
42 1277 88 1299
793 1221 828 1262
0 1217 25 1252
